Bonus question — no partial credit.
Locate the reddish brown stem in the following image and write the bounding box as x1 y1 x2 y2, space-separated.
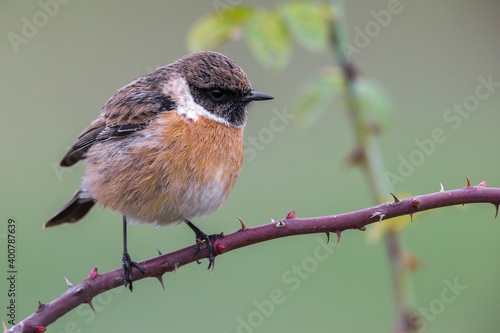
7 185 500 332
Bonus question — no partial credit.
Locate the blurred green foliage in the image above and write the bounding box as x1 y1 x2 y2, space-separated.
1 1 500 333
189 1 333 70
189 1 393 132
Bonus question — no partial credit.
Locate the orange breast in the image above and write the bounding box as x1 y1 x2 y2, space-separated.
84 112 244 225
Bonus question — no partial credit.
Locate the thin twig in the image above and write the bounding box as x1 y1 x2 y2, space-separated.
6 184 499 332
328 1 417 330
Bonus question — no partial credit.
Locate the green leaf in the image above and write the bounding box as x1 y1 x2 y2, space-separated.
294 67 344 127
187 7 255 52
353 78 393 131
280 2 332 53
245 10 291 71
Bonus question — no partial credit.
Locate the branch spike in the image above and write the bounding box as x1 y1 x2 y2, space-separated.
409 213 413 222
494 204 499 220
37 301 47 312
390 193 400 203
325 232 330 244
2 322 7 332
236 215 248 230
156 275 165 291
157 248 163 255
440 183 444 192
64 276 74 288
465 175 471 188
85 299 95 314
335 231 342 248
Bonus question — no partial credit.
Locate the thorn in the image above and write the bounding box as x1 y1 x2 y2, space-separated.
286 210 296 219
409 213 413 222
358 226 366 231
34 326 47 333
465 174 471 188
494 204 499 220
85 299 95 314
411 198 420 208
390 193 400 203
479 181 487 187
173 263 179 274
37 301 47 312
236 215 248 230
64 276 74 288
325 232 330 244
2 322 7 332
440 183 444 192
335 231 341 248
275 220 286 228
156 275 165 291
157 248 163 255
89 268 98 280
370 211 386 223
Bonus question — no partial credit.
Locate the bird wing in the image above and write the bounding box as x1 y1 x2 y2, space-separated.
60 82 176 167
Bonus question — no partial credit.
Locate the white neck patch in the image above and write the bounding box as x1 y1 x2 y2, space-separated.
162 76 232 126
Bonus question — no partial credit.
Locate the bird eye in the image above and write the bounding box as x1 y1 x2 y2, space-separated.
209 89 224 99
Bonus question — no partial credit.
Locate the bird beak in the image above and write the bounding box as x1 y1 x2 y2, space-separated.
243 91 274 101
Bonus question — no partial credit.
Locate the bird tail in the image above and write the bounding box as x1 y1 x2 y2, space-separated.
44 188 95 228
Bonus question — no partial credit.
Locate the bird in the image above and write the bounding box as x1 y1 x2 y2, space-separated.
44 51 273 291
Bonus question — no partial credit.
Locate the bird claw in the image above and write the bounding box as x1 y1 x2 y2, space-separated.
186 220 224 270
122 252 145 292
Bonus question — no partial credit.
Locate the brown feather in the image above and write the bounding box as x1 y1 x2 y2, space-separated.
60 77 176 167
44 189 95 227
83 113 244 225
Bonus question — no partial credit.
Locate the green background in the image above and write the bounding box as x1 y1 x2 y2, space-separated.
1 1 500 332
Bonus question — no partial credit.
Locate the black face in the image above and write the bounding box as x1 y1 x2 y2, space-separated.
178 52 273 127
190 85 250 127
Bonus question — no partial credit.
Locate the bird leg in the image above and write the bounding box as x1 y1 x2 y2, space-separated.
185 220 224 270
122 215 145 291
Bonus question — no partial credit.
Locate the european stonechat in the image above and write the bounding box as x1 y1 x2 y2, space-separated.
45 51 273 290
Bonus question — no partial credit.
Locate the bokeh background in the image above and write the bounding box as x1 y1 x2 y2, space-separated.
1 1 500 332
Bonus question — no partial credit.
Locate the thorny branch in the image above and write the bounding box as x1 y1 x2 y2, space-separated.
6 180 499 332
